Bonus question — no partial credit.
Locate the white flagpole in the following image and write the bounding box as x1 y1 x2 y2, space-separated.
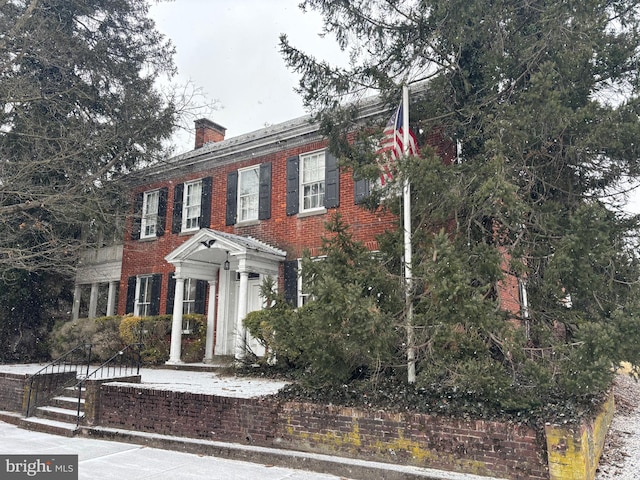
402 84 416 384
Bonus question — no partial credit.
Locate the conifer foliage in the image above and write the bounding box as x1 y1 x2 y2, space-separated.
280 0 640 409
0 0 178 275
0 0 179 361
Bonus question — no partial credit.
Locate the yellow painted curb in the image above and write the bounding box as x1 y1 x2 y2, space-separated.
544 393 615 480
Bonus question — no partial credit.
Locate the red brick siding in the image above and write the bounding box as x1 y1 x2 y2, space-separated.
98 383 548 479
118 139 396 315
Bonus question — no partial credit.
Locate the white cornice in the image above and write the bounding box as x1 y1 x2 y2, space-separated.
129 95 390 185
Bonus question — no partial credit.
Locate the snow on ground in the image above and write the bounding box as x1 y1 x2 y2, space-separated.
0 363 289 398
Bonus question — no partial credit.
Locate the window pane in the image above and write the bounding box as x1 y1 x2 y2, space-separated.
142 191 159 238
138 276 152 317
238 168 259 221
300 152 325 211
182 278 196 315
183 181 202 230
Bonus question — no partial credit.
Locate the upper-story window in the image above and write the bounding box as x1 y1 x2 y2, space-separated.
183 180 202 231
141 190 159 238
300 151 325 211
225 163 271 226
286 150 339 216
171 177 212 234
131 188 168 241
238 166 260 222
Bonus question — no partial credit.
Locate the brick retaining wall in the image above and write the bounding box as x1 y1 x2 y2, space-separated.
0 372 28 413
98 383 548 479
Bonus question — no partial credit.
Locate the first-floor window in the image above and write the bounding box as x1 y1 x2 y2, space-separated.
297 259 312 307
136 275 153 317
183 278 196 315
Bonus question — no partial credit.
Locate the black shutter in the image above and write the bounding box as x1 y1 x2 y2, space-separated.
226 171 238 226
130 192 143 240
172 183 184 234
149 273 162 316
157 187 168 236
200 177 213 228
286 156 299 215
166 273 176 315
324 152 340 209
283 260 298 307
258 162 272 220
354 177 371 205
195 280 207 314
125 276 136 314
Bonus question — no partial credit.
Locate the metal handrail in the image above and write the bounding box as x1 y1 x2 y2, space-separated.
25 343 92 417
74 343 142 426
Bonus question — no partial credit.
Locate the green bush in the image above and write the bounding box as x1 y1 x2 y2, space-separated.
119 314 205 364
50 316 123 362
243 277 301 367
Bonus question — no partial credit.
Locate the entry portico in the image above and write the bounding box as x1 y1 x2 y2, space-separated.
164 229 286 364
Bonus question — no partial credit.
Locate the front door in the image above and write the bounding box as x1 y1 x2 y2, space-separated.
245 277 265 357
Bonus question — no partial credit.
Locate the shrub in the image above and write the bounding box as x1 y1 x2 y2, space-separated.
49 316 123 362
243 277 300 367
119 313 205 364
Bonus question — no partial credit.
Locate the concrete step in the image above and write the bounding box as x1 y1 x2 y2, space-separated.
51 395 84 409
35 405 83 424
64 385 86 399
20 416 79 437
0 410 23 426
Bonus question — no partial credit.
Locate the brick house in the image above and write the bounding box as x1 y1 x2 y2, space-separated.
73 100 524 364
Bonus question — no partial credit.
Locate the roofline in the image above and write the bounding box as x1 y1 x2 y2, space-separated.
128 94 392 186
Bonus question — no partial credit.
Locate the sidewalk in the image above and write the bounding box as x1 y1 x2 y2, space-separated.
0 420 346 480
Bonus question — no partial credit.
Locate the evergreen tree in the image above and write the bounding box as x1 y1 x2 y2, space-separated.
0 0 186 361
0 0 179 275
281 0 640 406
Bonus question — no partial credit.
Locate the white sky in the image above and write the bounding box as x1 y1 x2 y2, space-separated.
149 0 346 154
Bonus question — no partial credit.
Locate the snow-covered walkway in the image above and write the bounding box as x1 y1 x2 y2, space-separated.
0 363 289 398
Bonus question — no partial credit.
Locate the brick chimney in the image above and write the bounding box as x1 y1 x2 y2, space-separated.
194 118 226 149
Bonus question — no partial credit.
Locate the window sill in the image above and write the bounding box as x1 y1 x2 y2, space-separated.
138 235 158 242
297 207 327 218
236 219 260 227
178 229 199 237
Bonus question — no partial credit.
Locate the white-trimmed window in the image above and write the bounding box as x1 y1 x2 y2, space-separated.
297 259 312 307
141 190 159 238
300 150 325 211
182 278 197 333
182 278 197 315
238 166 260 222
183 180 202 231
135 275 153 317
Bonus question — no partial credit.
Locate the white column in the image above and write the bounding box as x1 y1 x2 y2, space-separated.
215 269 231 355
203 277 218 363
106 281 117 317
88 283 99 319
235 269 249 360
72 285 82 320
167 276 185 365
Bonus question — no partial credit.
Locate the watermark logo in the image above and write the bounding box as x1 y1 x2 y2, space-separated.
1 455 77 479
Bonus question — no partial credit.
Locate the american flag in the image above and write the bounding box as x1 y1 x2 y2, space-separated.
376 103 419 185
